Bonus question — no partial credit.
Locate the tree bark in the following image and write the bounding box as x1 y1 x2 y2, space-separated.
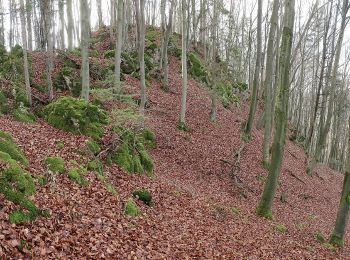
244 0 263 138
262 0 279 167
257 0 295 218
179 0 188 127
20 0 32 106
330 119 350 247
67 0 74 50
80 0 90 102
114 0 124 88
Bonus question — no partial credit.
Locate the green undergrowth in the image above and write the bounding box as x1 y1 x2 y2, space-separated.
0 131 45 224
104 108 156 175
133 189 153 206
275 224 287 233
68 167 89 187
0 131 28 166
110 128 155 174
43 96 108 140
44 156 65 174
124 199 140 217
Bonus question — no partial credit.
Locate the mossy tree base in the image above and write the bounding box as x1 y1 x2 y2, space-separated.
330 234 344 247
256 207 273 220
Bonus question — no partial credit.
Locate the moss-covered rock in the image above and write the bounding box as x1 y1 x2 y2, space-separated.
43 97 108 139
68 168 89 186
132 189 152 206
111 129 154 174
13 107 36 123
188 52 208 84
44 156 65 174
124 199 140 217
0 133 43 224
87 159 103 172
0 131 28 166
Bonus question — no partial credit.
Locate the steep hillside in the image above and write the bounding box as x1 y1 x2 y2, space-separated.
0 50 349 259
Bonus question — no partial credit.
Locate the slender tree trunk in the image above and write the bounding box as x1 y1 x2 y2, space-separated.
114 0 124 88
0 0 4 46
330 118 350 247
67 0 74 50
161 0 175 91
134 0 147 114
80 0 90 102
245 0 262 138
97 0 104 28
257 0 295 218
20 0 32 106
25 0 33 51
262 0 279 167
179 0 188 127
58 0 65 49
44 0 54 101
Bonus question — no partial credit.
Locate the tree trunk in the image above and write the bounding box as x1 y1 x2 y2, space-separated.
134 0 147 114
161 0 175 91
179 0 188 127
244 0 262 138
262 0 279 167
58 0 65 49
97 0 104 28
330 119 350 247
80 0 90 102
114 0 124 89
25 0 33 51
67 0 74 50
20 0 32 106
257 0 295 218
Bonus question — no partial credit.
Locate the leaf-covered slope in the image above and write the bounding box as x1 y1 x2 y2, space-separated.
0 56 348 259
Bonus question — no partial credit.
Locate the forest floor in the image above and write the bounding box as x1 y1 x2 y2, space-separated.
0 55 349 259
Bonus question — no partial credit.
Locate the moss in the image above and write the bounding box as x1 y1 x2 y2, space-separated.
324 242 337 252
142 128 156 149
188 52 208 84
216 81 240 108
43 97 108 139
275 224 287 233
86 139 101 156
132 189 152 206
68 168 89 186
256 207 273 220
87 159 103 172
139 150 153 173
314 232 326 243
106 183 118 196
330 234 344 247
13 108 36 123
104 50 115 59
0 148 42 224
56 141 65 149
124 199 140 217
0 91 9 114
113 129 154 175
0 132 28 166
44 156 65 174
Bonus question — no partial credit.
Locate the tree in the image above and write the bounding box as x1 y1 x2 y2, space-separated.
257 0 295 218
179 0 188 128
80 0 90 102
244 0 263 138
114 0 124 89
160 0 175 91
262 0 279 167
134 0 147 114
67 0 74 50
330 118 350 247
97 0 104 28
58 0 65 49
25 0 33 51
19 0 32 106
